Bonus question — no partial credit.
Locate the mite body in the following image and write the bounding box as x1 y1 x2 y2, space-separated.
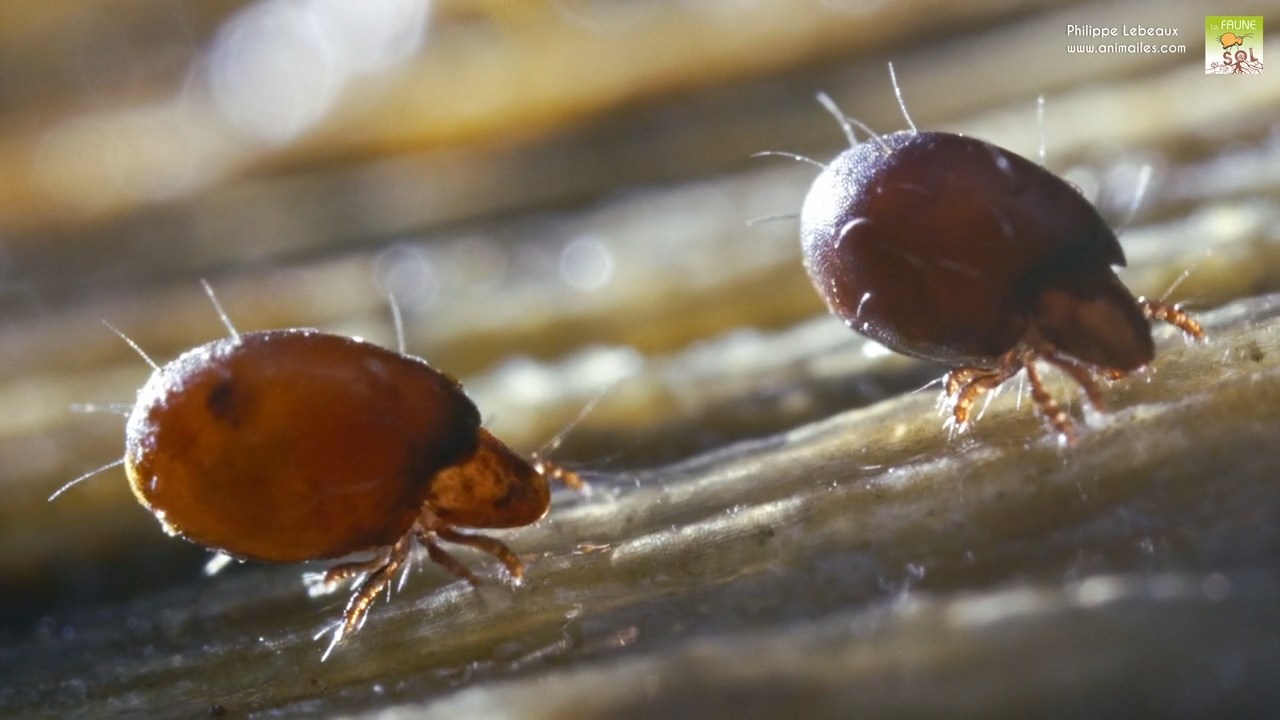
123 328 578 652
799 104 1202 442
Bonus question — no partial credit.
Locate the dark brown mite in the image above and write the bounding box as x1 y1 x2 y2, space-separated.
799 100 1203 443
122 327 582 654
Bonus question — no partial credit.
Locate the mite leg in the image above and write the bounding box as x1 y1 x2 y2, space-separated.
1022 351 1077 446
532 455 586 492
944 366 988 396
326 533 414 649
307 551 393 595
1101 367 1128 381
434 525 526 582
1038 350 1105 410
1139 298 1205 341
413 528 480 586
947 350 1022 427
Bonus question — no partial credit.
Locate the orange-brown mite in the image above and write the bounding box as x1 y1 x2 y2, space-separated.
123 328 581 652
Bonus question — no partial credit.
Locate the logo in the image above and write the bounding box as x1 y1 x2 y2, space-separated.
1206 16 1264 74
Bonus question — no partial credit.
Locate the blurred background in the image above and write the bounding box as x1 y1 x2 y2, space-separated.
2 0 1279 717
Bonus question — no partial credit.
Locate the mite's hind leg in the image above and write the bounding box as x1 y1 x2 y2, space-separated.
306 550 395 596
946 350 1023 427
328 533 415 646
944 366 988 397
